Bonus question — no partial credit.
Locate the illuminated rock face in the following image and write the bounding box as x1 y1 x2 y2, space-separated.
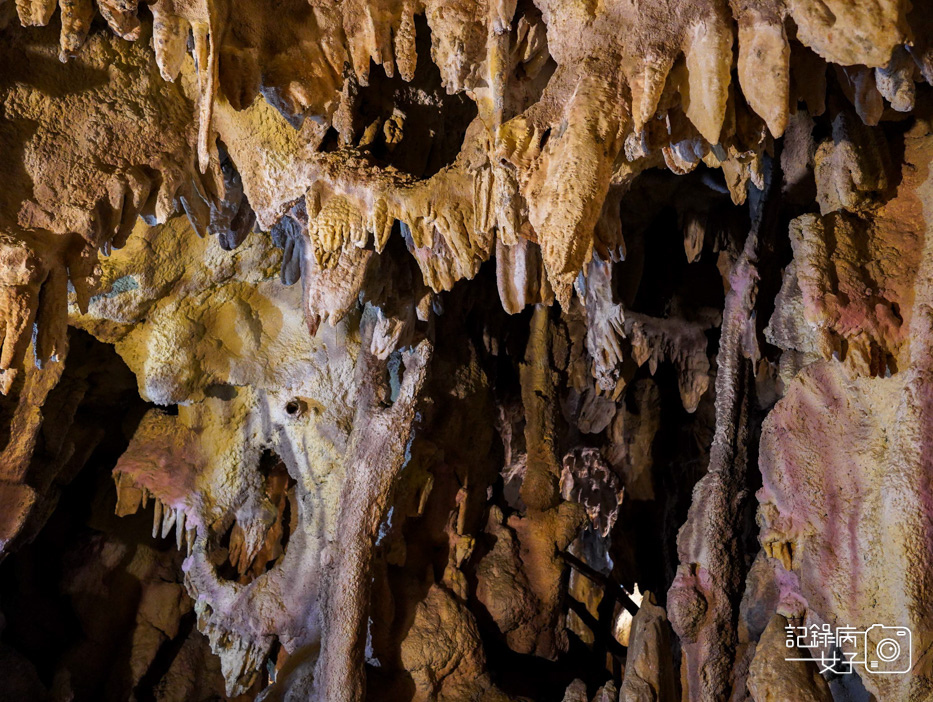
0 2 932 701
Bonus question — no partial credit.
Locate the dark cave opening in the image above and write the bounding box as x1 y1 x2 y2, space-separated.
0 0 931 698
359 241 728 699
0 330 247 701
216 449 298 585
379 161 779 699
0 329 217 701
345 15 479 179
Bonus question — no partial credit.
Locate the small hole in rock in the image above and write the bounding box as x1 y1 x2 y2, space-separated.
285 398 306 416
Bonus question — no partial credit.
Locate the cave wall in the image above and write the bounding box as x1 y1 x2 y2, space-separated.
0 1 932 701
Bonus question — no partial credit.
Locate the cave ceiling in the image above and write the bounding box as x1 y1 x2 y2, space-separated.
0 0 932 701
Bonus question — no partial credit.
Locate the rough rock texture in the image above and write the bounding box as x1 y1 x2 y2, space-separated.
747 613 833 702
0 1 932 701
757 117 933 701
78 215 361 696
619 590 677 702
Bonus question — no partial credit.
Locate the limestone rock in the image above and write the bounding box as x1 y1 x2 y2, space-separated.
747 613 833 702
620 591 677 702
0 3 931 702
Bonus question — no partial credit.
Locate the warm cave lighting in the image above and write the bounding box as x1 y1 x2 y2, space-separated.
0 1 929 700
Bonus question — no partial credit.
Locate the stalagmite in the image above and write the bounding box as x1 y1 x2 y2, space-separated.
0 3 932 701
314 316 432 702
669 155 780 701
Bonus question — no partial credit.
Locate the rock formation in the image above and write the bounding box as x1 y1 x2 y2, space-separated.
0 0 932 700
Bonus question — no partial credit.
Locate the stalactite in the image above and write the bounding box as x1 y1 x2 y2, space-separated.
668 154 781 700
0 2 932 700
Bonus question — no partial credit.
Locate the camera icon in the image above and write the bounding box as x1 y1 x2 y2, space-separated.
864 625 912 674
